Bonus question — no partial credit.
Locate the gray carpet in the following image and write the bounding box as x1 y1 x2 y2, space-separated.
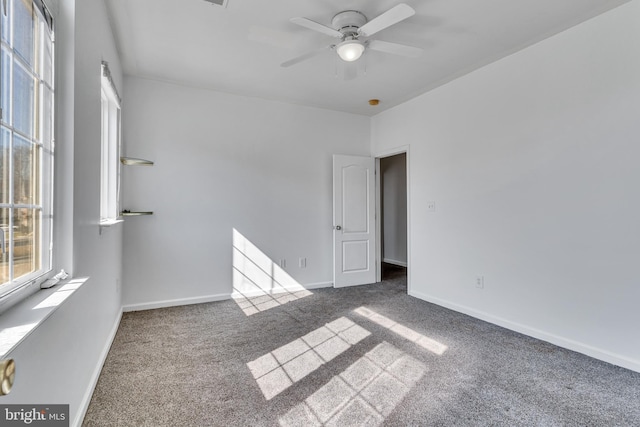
84 266 640 426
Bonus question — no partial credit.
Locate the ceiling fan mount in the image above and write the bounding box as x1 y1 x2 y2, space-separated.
331 10 368 37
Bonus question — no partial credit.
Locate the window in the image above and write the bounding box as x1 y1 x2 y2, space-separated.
0 0 54 300
100 61 121 224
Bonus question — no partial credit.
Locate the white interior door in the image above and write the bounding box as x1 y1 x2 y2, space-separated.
333 155 376 287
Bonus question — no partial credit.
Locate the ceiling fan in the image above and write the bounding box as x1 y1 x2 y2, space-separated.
281 3 423 68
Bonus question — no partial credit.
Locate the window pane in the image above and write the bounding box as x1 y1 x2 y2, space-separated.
41 23 53 86
0 127 9 204
13 207 40 280
13 133 38 205
12 0 35 66
1 47 10 126
42 84 52 148
0 208 9 285
13 60 35 137
1 0 10 43
34 73 40 141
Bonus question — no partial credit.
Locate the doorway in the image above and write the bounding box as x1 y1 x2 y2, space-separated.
378 153 408 288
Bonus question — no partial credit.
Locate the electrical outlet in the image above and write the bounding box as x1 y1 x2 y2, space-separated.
279 259 286 269
476 276 484 289
427 201 436 212
299 257 307 268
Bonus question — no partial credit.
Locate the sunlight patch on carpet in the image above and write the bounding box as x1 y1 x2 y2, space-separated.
247 317 371 400
279 342 427 426
354 307 448 355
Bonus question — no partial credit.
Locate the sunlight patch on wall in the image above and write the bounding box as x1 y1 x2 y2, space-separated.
354 307 448 355
232 229 312 316
32 279 85 310
279 341 427 426
247 317 371 400
0 323 38 355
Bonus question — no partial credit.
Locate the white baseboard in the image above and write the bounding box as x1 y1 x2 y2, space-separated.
304 281 334 290
123 282 333 312
383 258 407 268
409 289 640 374
123 293 230 312
231 281 333 299
74 307 123 427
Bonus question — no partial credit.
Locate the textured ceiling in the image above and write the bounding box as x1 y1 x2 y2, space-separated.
105 0 630 116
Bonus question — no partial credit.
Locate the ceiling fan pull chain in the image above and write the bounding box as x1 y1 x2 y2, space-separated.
363 51 368 76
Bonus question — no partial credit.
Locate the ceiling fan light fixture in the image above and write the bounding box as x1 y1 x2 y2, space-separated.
336 40 365 62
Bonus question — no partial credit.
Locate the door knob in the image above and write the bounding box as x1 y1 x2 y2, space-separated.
335 225 342 230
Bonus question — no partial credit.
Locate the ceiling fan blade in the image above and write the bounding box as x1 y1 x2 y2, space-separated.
281 45 332 68
367 39 423 58
290 17 343 38
358 3 415 37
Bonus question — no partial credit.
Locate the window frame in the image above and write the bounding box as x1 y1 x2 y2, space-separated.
0 0 55 309
99 61 121 225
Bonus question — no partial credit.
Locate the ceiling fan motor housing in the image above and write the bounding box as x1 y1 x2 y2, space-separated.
332 10 367 36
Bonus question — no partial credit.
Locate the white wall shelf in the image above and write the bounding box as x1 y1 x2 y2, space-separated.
120 210 153 216
120 156 154 166
121 156 154 216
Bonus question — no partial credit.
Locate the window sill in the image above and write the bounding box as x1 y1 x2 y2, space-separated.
99 218 124 235
100 218 124 227
0 277 89 359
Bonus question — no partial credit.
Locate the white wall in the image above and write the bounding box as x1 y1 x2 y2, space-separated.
4 0 125 425
372 0 640 371
121 77 371 309
381 154 407 266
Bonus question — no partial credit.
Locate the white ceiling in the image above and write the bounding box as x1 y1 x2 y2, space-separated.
105 0 629 116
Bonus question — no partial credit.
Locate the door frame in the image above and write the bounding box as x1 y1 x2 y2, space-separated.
375 145 411 294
